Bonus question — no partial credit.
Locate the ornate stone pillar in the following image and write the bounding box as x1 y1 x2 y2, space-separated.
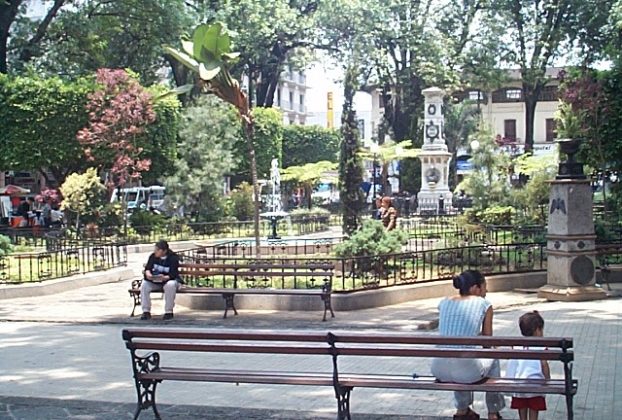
417 87 452 213
538 139 606 301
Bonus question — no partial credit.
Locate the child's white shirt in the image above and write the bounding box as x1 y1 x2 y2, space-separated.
505 346 546 398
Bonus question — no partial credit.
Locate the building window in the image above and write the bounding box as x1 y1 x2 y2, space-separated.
546 119 556 142
277 89 281 107
539 85 559 101
357 119 365 139
506 89 522 100
299 94 304 112
288 92 294 109
504 119 517 141
468 90 483 101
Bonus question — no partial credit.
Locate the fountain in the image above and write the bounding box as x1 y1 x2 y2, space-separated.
260 158 289 239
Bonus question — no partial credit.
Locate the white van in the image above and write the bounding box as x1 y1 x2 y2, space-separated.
110 186 166 210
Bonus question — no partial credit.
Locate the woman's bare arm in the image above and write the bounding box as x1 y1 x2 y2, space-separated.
482 306 493 336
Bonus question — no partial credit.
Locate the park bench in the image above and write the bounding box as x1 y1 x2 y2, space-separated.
122 328 577 420
597 243 622 291
128 261 335 321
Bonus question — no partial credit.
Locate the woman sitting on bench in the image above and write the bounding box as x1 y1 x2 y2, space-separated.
431 270 505 420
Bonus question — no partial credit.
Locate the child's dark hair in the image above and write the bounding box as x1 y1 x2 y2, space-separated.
519 311 544 336
452 270 485 296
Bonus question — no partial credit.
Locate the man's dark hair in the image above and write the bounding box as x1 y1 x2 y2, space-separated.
519 311 544 337
155 240 169 252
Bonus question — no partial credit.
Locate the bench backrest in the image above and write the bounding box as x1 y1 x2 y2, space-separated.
123 328 572 362
329 333 572 362
123 328 334 356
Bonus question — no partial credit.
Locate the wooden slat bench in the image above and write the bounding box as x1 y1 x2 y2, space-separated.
128 262 335 321
122 328 577 420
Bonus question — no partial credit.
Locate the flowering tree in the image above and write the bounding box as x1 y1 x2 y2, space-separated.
77 69 155 191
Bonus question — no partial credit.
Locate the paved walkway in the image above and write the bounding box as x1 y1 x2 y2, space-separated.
0 241 620 419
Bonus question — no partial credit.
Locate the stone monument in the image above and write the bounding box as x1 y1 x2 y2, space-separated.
538 139 607 301
417 87 452 213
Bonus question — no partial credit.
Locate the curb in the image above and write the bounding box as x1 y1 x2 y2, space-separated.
0 266 135 300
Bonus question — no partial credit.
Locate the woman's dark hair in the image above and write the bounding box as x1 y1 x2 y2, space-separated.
452 270 485 296
519 311 544 337
155 240 170 252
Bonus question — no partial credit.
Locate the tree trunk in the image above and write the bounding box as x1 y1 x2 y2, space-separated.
243 119 262 257
522 83 542 153
18 0 66 64
0 0 23 74
339 66 365 236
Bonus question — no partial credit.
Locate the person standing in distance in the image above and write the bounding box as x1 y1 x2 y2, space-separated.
140 240 181 320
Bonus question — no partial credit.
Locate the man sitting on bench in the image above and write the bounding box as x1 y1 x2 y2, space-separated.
141 240 181 321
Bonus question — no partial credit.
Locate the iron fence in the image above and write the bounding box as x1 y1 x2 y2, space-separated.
174 242 547 292
95 217 330 244
0 242 127 284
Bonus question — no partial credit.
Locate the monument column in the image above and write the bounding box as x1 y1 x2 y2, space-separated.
538 139 606 301
417 87 452 213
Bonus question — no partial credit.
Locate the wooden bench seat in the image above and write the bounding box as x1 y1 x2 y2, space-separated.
122 329 578 420
128 261 335 320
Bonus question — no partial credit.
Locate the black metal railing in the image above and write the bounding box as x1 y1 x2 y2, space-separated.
0 242 127 284
174 242 547 292
177 237 343 260
96 217 330 244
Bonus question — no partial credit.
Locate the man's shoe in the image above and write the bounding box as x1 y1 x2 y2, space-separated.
162 313 174 320
140 312 151 320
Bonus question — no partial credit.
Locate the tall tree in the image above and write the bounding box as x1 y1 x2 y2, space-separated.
340 66 366 235
318 0 373 233
492 0 613 150
191 0 320 107
0 0 69 74
19 0 188 83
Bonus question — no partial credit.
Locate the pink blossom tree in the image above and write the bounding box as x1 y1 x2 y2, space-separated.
77 69 155 192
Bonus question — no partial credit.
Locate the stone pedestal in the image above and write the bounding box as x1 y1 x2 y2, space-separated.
417 87 453 213
538 179 606 301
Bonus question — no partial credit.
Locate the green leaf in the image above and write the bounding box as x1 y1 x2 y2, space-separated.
222 52 240 62
181 39 194 57
163 45 199 72
154 84 194 101
199 63 221 81
192 22 232 66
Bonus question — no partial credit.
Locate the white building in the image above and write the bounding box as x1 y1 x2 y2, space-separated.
368 67 563 149
303 61 373 145
274 66 310 125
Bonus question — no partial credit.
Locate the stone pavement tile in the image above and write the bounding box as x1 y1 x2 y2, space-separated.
0 396 449 420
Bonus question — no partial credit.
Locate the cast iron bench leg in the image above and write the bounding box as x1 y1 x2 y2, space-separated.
222 293 238 319
130 291 140 317
335 386 352 420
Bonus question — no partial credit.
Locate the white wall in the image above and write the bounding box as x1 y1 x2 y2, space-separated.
481 101 558 144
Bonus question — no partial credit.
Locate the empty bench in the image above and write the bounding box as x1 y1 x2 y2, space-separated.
128 261 335 321
122 328 577 420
